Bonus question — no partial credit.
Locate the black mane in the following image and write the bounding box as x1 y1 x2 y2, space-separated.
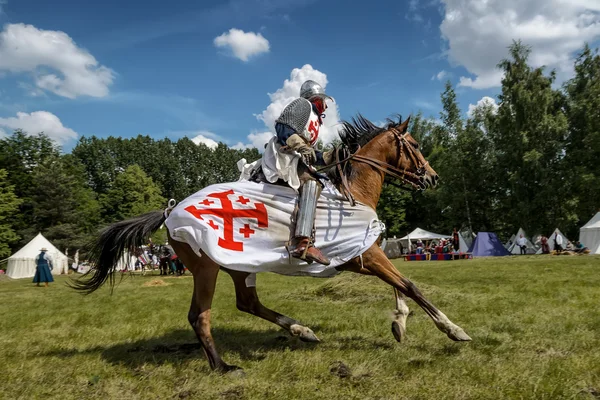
327 113 403 184
338 113 403 153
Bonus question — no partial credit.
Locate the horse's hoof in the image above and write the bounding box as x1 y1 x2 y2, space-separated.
227 368 246 379
447 327 472 342
290 324 320 343
391 320 407 343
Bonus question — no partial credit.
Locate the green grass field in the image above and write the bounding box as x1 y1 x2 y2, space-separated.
2 255 600 400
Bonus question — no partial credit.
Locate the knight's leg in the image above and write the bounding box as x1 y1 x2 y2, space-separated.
289 179 330 265
361 245 471 342
223 269 320 342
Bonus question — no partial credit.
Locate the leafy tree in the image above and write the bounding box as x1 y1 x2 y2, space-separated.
491 40 570 236
0 169 23 258
0 130 60 244
27 155 101 250
100 164 166 222
564 43 600 232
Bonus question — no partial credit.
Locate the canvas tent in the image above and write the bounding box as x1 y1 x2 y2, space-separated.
507 228 537 254
536 228 570 254
6 233 69 279
400 228 469 253
579 212 600 254
468 232 510 257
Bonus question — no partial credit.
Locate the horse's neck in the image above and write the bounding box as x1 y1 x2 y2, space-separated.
346 142 388 210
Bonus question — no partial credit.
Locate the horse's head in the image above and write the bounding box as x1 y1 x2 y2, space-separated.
382 116 438 190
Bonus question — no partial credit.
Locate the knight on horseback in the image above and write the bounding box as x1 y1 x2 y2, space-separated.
248 80 335 265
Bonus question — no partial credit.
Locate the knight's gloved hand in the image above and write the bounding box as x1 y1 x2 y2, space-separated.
285 134 316 165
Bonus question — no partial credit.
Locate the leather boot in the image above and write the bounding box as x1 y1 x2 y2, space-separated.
289 236 330 265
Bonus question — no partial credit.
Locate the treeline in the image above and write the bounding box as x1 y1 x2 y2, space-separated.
382 41 600 242
0 133 260 258
1 40 599 258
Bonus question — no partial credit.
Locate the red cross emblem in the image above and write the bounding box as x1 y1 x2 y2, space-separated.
184 190 268 251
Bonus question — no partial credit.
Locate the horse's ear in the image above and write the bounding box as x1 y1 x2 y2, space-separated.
397 115 411 133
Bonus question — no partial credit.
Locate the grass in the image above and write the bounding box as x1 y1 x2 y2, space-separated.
1 255 600 399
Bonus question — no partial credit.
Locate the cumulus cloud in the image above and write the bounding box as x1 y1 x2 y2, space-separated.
0 111 78 143
467 96 499 117
191 130 219 149
232 131 274 151
432 70 448 81
440 0 600 89
0 23 114 98
214 28 270 62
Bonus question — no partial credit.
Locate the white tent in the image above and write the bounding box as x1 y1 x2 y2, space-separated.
6 233 69 279
505 234 516 249
400 227 469 252
536 228 570 254
507 228 537 254
580 212 600 254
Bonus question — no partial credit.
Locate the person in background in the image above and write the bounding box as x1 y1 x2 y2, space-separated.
554 232 564 253
574 241 588 253
540 235 549 254
416 239 424 254
452 229 460 252
516 234 527 255
565 241 574 251
33 247 54 287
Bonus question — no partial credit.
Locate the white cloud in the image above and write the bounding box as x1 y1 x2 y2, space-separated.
213 28 270 62
467 96 499 117
432 70 448 81
191 130 219 149
0 23 114 99
0 111 78 143
440 0 600 89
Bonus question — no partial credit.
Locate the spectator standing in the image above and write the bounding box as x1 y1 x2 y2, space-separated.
33 247 54 287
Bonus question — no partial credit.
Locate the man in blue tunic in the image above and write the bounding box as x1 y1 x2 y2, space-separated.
33 247 54 287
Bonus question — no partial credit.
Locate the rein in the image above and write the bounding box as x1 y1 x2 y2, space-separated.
317 128 428 205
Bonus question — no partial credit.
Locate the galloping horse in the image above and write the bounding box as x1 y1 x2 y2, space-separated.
73 115 471 373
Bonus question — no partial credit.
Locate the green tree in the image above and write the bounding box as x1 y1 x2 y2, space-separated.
0 130 60 244
0 169 23 258
27 155 101 250
564 43 600 233
491 40 570 236
100 164 166 222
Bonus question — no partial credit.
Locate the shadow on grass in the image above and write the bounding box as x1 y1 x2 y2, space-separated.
42 327 320 368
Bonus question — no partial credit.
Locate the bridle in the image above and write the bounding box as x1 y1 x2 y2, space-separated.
316 127 430 206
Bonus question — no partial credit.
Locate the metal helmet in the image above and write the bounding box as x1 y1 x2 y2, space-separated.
300 80 333 102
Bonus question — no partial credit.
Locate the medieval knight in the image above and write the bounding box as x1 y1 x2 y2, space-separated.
243 80 334 265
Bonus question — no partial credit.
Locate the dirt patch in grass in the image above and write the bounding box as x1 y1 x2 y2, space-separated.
142 279 172 287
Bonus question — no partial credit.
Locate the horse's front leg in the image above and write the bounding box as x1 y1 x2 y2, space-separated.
360 246 471 342
338 260 410 342
392 288 410 343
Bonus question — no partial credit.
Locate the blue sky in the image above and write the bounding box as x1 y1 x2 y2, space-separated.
0 0 599 151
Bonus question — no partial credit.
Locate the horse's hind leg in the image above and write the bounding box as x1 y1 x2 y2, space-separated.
223 268 320 343
169 240 238 373
362 246 471 342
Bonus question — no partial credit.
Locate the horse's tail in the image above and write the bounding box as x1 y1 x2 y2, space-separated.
71 210 167 294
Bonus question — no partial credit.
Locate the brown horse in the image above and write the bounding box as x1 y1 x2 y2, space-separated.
73 115 471 373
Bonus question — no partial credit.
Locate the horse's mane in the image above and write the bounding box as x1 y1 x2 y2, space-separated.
338 113 403 153
327 113 403 183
